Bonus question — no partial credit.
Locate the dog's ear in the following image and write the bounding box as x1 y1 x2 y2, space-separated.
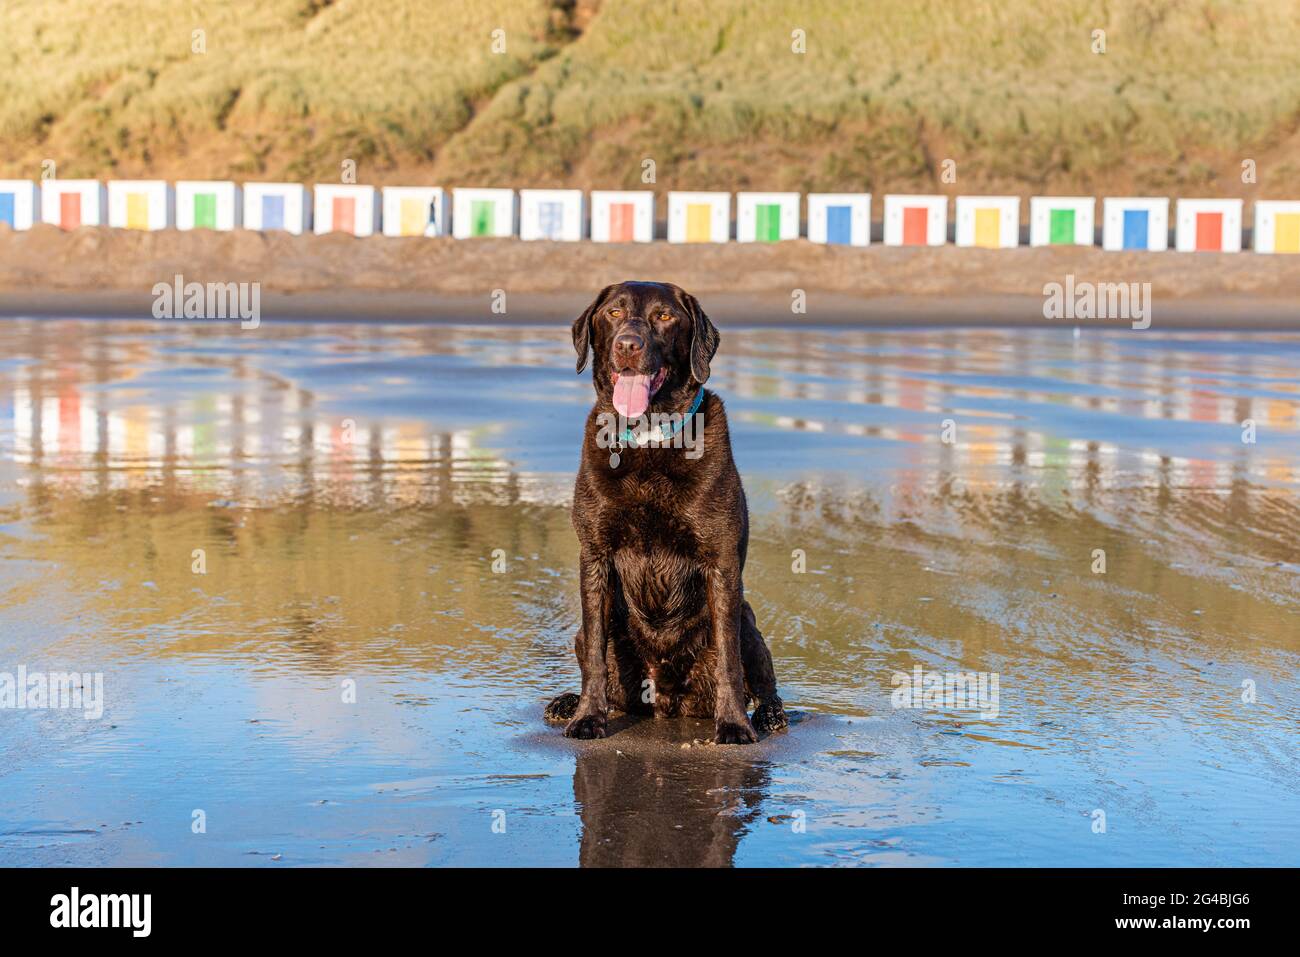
683 291 720 384
572 285 614 374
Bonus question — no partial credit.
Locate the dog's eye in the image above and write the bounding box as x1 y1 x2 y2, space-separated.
608 308 624 319
655 311 675 323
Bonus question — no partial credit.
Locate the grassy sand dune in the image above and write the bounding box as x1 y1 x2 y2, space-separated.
1 0 1298 197
0 0 562 180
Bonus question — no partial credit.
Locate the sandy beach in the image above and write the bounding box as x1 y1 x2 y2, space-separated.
1 224 1297 326
2 317 1297 867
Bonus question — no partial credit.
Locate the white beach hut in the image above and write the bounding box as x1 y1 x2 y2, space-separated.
883 194 947 246
736 192 800 242
314 184 380 236
107 180 173 230
589 191 655 243
243 183 312 234
806 193 871 246
1029 197 1095 246
519 189 585 241
1101 198 1170 251
1252 200 1300 254
955 195 1020 248
0 181 40 230
381 187 447 237
451 188 516 238
1174 198 1243 253
175 181 241 231
667 191 730 243
40 180 107 230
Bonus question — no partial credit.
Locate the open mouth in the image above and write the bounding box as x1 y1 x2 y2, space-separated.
611 367 668 418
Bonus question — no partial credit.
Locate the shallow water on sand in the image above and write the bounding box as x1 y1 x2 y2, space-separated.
0 318 1297 867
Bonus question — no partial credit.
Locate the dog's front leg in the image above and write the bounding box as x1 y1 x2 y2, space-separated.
706 564 758 744
565 550 610 739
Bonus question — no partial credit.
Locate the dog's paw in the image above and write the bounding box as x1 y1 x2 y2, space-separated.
713 718 758 745
564 712 608 739
544 692 581 722
752 698 788 736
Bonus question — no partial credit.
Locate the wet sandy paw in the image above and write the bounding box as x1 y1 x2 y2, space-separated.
564 712 607 739
752 698 788 736
544 692 580 722
714 718 758 745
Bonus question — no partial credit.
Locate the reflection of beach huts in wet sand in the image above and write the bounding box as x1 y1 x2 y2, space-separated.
1174 198 1242 252
589 190 654 242
1253 201 1300 254
381 187 446 237
0 180 39 230
243 183 311 234
955 195 1019 248
107 180 174 230
451 188 516 238
1029 197 1095 246
667 191 730 243
40 180 107 230
736 192 800 242
313 184 380 236
175 181 241 230
1102 197 1169 251
883 194 946 246
519 189 585 241
110 405 165 465
806 193 870 246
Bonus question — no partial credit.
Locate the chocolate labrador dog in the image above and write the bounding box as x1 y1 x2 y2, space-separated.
545 281 787 744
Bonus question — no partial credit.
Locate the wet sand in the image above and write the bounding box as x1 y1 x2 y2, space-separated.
1 225 1299 326
0 319 1297 866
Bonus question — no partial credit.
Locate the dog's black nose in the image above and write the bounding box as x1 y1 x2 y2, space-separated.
614 331 644 357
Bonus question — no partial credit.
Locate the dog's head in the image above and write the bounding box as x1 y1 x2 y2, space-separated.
571 281 719 417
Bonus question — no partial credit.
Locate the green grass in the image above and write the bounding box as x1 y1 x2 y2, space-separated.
2 0 1298 196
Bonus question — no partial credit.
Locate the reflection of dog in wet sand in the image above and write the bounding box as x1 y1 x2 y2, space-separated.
545 281 787 744
571 743 771 866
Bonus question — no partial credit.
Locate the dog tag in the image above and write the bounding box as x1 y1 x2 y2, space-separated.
609 451 620 468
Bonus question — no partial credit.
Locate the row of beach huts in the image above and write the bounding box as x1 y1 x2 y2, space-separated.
1 179 1298 253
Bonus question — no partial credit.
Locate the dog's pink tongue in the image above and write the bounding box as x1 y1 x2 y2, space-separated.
613 374 652 418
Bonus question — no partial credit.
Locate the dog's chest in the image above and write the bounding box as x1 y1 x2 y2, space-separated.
611 532 706 630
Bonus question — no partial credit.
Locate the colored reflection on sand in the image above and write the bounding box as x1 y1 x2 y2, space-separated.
0 319 1296 866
